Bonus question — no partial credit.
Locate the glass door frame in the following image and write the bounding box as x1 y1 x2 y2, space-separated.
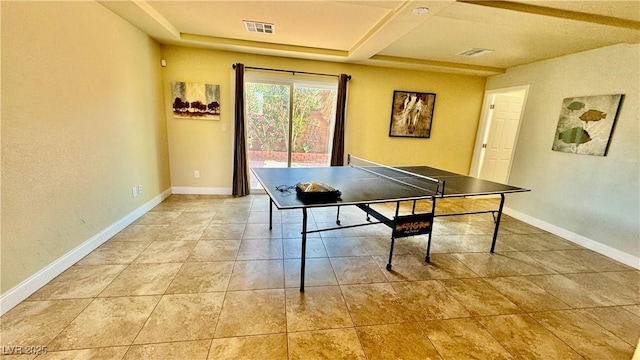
244 71 338 170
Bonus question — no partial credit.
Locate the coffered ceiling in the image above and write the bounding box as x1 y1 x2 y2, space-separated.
99 0 640 76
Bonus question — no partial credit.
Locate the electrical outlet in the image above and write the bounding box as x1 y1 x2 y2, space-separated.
138 185 143 194
194 170 200 179
132 186 138 198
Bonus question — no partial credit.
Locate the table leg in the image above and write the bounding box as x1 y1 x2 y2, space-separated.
425 198 436 263
269 198 273 230
387 202 401 270
386 237 395 271
300 208 308 292
490 194 505 253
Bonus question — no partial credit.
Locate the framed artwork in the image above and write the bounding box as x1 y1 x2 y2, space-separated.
171 82 220 120
551 94 623 156
389 90 436 138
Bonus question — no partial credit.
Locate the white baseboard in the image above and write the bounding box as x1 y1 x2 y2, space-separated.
171 186 232 195
0 188 172 316
504 206 640 270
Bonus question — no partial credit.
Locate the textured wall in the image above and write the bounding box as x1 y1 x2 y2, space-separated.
1 2 171 293
160 45 487 192
487 44 640 263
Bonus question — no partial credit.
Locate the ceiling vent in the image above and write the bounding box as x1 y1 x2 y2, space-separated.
243 20 275 34
457 48 494 57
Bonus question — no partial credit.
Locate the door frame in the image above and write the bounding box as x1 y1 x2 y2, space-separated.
470 85 529 180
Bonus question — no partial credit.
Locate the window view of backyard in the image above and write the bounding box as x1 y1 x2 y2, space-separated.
246 79 338 189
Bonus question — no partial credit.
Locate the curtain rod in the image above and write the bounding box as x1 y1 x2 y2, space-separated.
232 64 351 80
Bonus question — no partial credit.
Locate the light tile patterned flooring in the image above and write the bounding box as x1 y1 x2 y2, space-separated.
2 194 639 359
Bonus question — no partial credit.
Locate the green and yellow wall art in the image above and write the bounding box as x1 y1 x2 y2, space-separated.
552 94 623 156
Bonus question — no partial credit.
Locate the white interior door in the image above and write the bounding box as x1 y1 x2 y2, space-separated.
477 92 525 183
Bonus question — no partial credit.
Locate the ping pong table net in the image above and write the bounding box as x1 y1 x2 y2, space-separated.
347 155 446 197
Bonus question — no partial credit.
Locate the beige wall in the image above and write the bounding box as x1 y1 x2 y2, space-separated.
0 1 486 298
161 45 487 192
487 44 640 264
1 2 171 293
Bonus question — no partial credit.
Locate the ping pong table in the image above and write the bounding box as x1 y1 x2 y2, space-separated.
251 155 529 291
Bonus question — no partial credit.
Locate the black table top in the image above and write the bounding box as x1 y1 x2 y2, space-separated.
252 165 529 209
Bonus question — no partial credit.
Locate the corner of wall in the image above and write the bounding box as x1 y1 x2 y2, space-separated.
504 206 640 270
0 188 172 315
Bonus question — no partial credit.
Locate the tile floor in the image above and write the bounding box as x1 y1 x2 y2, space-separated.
2 194 639 359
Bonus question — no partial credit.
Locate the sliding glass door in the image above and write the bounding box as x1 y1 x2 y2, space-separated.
245 74 338 188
